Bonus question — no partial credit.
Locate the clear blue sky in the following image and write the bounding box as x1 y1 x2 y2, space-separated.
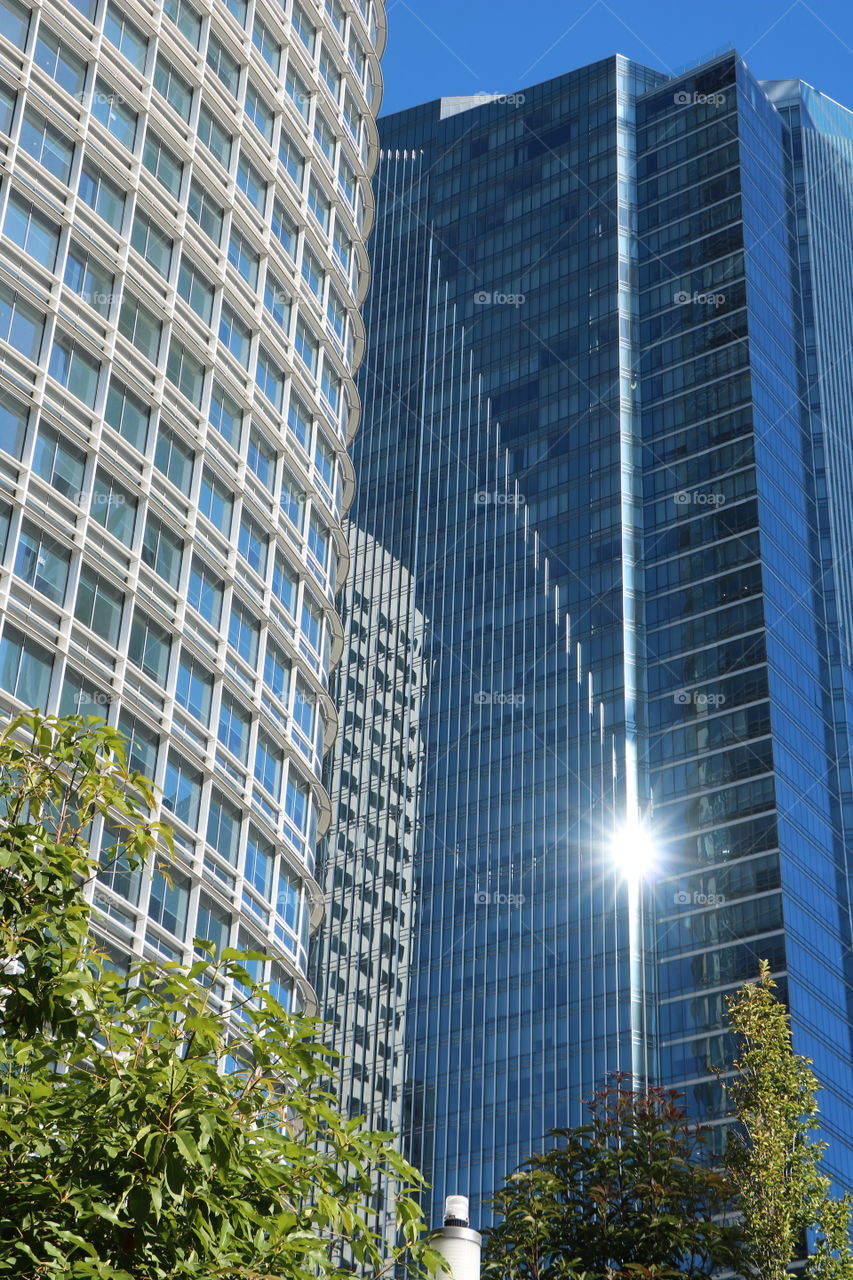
379 0 853 118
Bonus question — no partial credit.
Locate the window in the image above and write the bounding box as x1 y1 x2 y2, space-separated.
293 677 316 742
198 104 232 166
104 4 147 70
59 671 109 727
218 693 251 761
321 365 341 414
79 164 124 229
188 556 223 626
60 673 111 722
177 256 215 322
238 514 268 575
224 0 247 24
279 131 305 187
245 82 273 142
264 273 290 329
315 434 336 494
142 132 183 197
325 0 346 37
64 244 114 315
333 223 352 275
68 0 97 20
175 651 213 724
301 246 324 299
287 391 311 452
314 112 336 165
271 200 297 258
256 347 283 409
301 593 324 656
91 80 137 149
272 553 297 614
148 864 190 936
104 380 149 450
118 711 159 778
207 790 241 864
276 866 300 933
338 154 357 208
195 894 230 954
228 600 259 665
19 109 74 180
318 49 340 100
236 157 266 211
162 754 202 828
155 427 194 494
187 180 224 243
119 294 162 362
34 27 87 96
219 304 252 367
163 0 201 47
166 340 205 405
90 469 137 544
199 467 233 534
327 289 347 345
263 641 289 702
247 429 275 490
307 180 330 231
206 38 240 97
130 212 173 276
31 424 85 498
285 774 312 838
0 82 17 134
291 3 315 53
244 827 274 897
0 624 53 707
14 519 70 602
285 64 311 121
49 337 100 406
294 319 318 374
0 0 30 47
254 732 282 799
142 516 183 588
279 467 305 529
75 566 124 645
153 56 192 121
252 17 280 72
228 229 259 287
209 382 241 447
128 608 171 684
0 396 28 459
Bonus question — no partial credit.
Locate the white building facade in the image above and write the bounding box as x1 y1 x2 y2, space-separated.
0 0 384 1007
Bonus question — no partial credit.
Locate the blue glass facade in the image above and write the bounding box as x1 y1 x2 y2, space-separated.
313 53 853 1226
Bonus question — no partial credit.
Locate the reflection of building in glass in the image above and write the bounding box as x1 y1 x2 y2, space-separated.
313 55 853 1227
0 0 385 1005
311 531 426 1242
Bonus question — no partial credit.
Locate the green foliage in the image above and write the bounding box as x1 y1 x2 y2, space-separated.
0 712 441 1280
724 959 853 1280
482 1075 743 1280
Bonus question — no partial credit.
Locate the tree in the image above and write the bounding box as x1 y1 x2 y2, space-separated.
724 959 853 1280
482 1075 744 1280
0 712 440 1280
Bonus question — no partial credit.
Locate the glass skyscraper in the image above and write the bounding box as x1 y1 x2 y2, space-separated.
0 0 385 1007
314 52 853 1227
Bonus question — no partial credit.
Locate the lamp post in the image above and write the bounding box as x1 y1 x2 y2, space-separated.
431 1196 481 1280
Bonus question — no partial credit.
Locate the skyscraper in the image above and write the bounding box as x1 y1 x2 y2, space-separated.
314 52 853 1227
0 0 385 1007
